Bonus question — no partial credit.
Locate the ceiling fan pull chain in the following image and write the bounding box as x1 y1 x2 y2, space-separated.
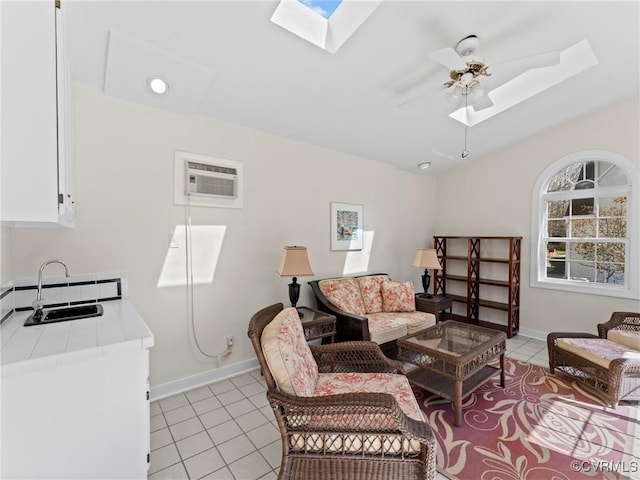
462 96 470 158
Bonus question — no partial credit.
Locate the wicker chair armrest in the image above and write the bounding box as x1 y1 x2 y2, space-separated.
609 357 640 374
323 308 371 342
548 331 598 345
597 324 608 339
335 312 371 341
597 312 640 338
310 341 405 374
267 389 435 445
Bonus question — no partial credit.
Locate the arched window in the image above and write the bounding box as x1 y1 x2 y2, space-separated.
531 150 639 299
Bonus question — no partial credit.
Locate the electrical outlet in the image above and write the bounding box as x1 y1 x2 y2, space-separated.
227 336 234 348
169 233 179 248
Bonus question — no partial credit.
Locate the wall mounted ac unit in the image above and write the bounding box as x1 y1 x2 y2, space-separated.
174 151 243 209
185 161 237 199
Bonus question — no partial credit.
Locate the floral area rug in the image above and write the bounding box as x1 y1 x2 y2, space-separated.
412 358 640 480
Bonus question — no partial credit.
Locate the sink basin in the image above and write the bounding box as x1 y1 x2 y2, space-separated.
24 304 104 327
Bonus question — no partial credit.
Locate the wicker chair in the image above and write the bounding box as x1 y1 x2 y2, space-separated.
597 311 640 339
248 303 437 480
548 311 640 408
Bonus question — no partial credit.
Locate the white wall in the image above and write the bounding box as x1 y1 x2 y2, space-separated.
436 95 640 337
0 227 12 284
8 85 437 386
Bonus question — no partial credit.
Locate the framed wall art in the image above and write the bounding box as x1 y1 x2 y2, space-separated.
330 202 363 251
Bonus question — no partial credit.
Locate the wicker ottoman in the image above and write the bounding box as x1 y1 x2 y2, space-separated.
548 332 640 408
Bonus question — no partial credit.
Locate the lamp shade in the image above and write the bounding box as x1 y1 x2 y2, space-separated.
276 246 314 277
411 249 442 270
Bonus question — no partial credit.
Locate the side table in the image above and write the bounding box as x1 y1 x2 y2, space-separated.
415 295 452 323
297 307 336 343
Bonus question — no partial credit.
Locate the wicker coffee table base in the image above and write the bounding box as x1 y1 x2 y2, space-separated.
398 321 507 426
406 356 505 426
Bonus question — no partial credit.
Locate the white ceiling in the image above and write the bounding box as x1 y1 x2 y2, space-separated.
63 1 640 175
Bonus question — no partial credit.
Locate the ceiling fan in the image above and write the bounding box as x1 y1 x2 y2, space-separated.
404 34 598 162
399 34 559 110
398 34 598 127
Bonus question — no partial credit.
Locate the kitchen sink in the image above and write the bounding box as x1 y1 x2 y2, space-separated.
24 304 104 326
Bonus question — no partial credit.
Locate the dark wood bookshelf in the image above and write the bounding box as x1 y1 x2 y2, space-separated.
433 236 522 338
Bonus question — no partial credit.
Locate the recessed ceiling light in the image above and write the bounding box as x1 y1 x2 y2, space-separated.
418 162 431 170
147 77 168 95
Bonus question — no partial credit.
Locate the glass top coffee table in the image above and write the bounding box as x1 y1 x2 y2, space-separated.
397 320 507 426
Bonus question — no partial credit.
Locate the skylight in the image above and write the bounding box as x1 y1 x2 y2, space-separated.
298 0 343 19
271 0 380 53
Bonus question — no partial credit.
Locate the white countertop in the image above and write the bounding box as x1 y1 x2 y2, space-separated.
1 300 154 370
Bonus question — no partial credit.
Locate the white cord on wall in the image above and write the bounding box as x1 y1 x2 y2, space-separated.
185 195 232 364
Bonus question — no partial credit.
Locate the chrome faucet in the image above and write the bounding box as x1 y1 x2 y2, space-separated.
32 259 70 319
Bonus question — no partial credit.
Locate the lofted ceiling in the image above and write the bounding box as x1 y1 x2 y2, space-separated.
63 1 640 175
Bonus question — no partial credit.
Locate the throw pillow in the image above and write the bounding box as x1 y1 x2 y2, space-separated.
381 281 416 313
261 307 319 396
356 275 389 313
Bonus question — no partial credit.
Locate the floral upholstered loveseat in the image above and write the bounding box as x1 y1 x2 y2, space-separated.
309 274 436 356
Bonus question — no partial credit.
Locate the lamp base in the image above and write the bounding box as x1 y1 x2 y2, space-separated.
288 277 301 311
421 270 432 298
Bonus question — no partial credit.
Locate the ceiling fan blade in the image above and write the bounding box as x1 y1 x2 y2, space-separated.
432 150 455 160
397 82 444 109
489 50 561 77
428 47 467 71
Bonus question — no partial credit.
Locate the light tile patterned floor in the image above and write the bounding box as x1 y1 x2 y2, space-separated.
149 336 549 479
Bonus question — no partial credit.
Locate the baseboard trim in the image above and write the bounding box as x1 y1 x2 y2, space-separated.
518 326 547 342
150 357 260 402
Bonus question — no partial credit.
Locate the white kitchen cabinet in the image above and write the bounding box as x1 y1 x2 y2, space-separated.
1 301 154 478
0 0 74 227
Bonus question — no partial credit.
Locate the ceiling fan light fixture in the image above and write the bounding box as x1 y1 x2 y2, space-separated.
443 87 460 105
444 58 489 103
460 72 475 86
468 84 486 102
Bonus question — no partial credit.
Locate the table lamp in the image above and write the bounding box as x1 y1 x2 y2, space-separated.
411 248 442 298
276 246 314 316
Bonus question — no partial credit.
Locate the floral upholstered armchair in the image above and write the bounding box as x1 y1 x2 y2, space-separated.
247 303 436 480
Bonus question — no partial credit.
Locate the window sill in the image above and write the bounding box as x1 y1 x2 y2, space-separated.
530 278 639 300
